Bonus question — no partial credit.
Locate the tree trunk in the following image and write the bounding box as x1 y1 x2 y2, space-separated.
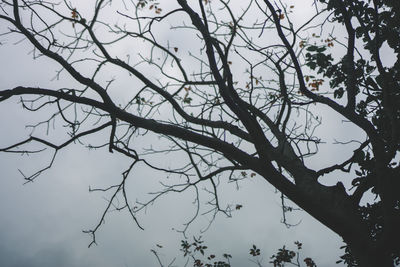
348 240 394 267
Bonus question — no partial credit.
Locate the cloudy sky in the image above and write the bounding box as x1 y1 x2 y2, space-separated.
0 0 377 266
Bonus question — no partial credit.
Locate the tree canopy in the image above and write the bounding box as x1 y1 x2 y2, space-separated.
0 0 399 266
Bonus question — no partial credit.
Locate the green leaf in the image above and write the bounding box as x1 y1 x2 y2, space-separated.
333 88 344 99
306 45 318 51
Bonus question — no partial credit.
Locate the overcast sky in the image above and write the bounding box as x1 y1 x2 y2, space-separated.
0 0 377 266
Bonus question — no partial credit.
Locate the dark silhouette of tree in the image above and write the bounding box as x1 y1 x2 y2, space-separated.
0 0 399 266
151 237 316 267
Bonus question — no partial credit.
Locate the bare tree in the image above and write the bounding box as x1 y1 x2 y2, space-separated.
0 0 399 266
